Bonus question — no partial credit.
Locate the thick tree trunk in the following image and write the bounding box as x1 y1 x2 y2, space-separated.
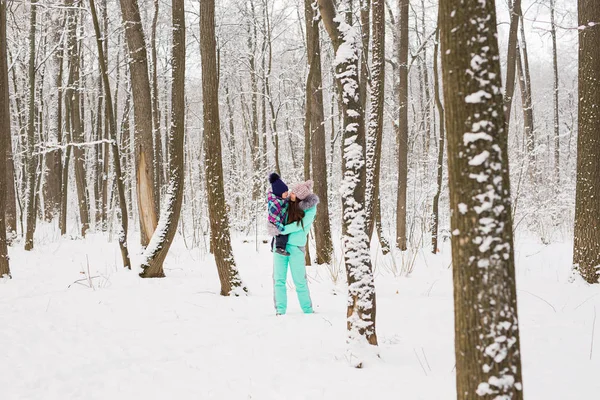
119 0 158 247
89 0 131 268
431 26 445 254
200 0 246 295
573 0 600 284
395 0 409 250
140 0 185 278
440 0 524 397
0 0 12 276
305 0 333 265
318 0 378 367
24 0 39 251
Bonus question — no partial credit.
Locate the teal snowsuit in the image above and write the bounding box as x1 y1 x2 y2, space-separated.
273 205 317 314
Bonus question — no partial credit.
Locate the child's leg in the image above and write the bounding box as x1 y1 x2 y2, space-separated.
275 234 290 255
275 234 289 249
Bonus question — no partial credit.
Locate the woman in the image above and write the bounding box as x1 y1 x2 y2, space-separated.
272 180 319 315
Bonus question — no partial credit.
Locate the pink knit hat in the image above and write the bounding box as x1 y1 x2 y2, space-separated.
291 180 314 200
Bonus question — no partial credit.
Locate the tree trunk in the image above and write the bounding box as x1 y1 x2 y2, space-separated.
43 13 64 222
94 76 104 226
420 0 431 167
395 0 409 250
0 0 12 276
359 0 370 114
59 98 72 236
119 0 158 247
365 0 388 256
264 3 280 176
573 0 600 284
515 39 535 176
151 0 162 212
24 0 39 251
550 0 560 186
200 0 246 295
302 10 313 268
503 0 521 128
247 3 261 201
71 3 90 238
89 0 131 269
140 0 185 278
318 0 378 367
440 0 524 397
305 0 333 265
431 25 445 254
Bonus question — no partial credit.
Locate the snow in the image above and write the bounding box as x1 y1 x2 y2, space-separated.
465 90 492 103
1 227 600 399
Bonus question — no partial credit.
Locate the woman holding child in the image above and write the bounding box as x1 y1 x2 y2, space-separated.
267 173 319 316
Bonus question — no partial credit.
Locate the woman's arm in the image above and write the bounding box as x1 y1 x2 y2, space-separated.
280 206 317 235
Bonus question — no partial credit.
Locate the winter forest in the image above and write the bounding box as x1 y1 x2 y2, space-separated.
1 0 599 398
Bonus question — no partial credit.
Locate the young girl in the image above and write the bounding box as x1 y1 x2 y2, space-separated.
267 173 290 256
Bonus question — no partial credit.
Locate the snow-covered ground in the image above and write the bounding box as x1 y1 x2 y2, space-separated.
2 226 599 399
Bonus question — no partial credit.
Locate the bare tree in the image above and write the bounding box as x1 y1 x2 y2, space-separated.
24 0 39 250
573 0 600 284
305 0 333 265
516 34 535 175
89 0 131 268
246 2 261 201
199 0 246 295
503 0 521 128
550 0 560 185
64 0 91 238
395 0 409 251
140 0 185 278
317 0 378 367
151 0 162 207
431 25 445 254
365 0 390 255
440 0 524 397
0 0 12 276
359 0 370 113
41 12 64 223
119 0 158 247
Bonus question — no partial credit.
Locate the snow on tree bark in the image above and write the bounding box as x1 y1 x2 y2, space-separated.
365 0 389 255
199 0 246 296
24 0 40 250
440 0 524 397
573 0 600 284
139 0 185 278
317 0 378 368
